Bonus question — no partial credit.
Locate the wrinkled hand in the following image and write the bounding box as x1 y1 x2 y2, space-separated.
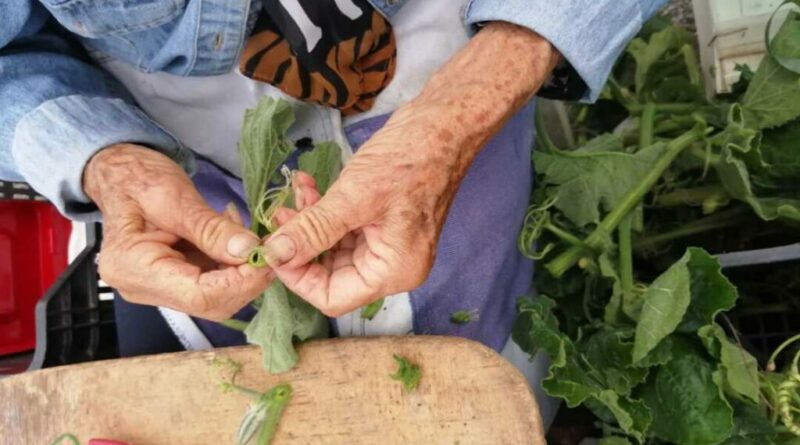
83 144 272 320
268 113 459 316
265 22 558 317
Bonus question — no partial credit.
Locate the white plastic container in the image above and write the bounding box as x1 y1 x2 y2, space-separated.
692 0 788 94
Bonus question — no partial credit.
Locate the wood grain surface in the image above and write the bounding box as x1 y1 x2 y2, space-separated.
0 336 544 444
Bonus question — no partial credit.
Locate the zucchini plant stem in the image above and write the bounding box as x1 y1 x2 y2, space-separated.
619 216 634 294
257 388 292 445
535 101 561 153
682 44 703 88
619 102 656 294
627 102 697 113
545 125 707 277
654 185 729 207
545 222 587 248
633 207 750 251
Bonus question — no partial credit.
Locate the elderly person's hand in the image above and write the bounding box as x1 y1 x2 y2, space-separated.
262 23 560 316
83 144 272 320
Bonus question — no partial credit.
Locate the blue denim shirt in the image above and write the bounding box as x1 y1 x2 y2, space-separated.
0 0 667 219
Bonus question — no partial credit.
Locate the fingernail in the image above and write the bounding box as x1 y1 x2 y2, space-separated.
264 235 296 266
227 233 260 259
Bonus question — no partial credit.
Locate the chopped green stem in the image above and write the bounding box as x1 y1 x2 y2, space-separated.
654 185 729 207
535 102 560 152
50 434 80 445
248 246 268 268
360 298 385 321
681 44 703 88
220 319 249 332
633 207 750 251
257 384 293 445
546 126 706 277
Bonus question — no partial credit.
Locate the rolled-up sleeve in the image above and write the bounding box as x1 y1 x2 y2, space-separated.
1 2 194 221
463 0 670 102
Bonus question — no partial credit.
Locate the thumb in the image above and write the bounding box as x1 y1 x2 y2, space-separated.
262 193 355 268
171 199 260 265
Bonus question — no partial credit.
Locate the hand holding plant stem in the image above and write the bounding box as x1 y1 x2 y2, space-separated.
260 22 559 316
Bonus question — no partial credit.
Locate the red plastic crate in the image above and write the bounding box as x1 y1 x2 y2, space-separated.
0 200 71 356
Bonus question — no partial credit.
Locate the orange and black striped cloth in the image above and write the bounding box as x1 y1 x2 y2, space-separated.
241 0 397 115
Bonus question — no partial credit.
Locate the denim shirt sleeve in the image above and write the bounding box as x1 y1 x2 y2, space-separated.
0 2 194 221
464 0 669 102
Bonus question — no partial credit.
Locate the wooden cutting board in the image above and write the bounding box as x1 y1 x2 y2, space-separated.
0 336 544 444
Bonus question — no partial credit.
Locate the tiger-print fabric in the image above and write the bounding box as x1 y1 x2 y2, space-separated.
240 0 397 115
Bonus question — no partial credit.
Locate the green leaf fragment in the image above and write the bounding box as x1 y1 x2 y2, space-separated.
360 298 385 321
390 355 421 392
49 434 80 445
450 309 478 325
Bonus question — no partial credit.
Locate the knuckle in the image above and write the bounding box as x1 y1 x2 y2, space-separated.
190 211 227 250
295 207 341 250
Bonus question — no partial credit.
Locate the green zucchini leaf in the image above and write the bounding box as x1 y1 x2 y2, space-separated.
742 11 800 129
245 282 297 374
698 324 760 403
534 142 667 227
641 352 734 445
298 141 342 195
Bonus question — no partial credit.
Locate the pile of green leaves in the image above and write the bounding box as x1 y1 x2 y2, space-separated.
232 97 343 373
516 12 800 445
